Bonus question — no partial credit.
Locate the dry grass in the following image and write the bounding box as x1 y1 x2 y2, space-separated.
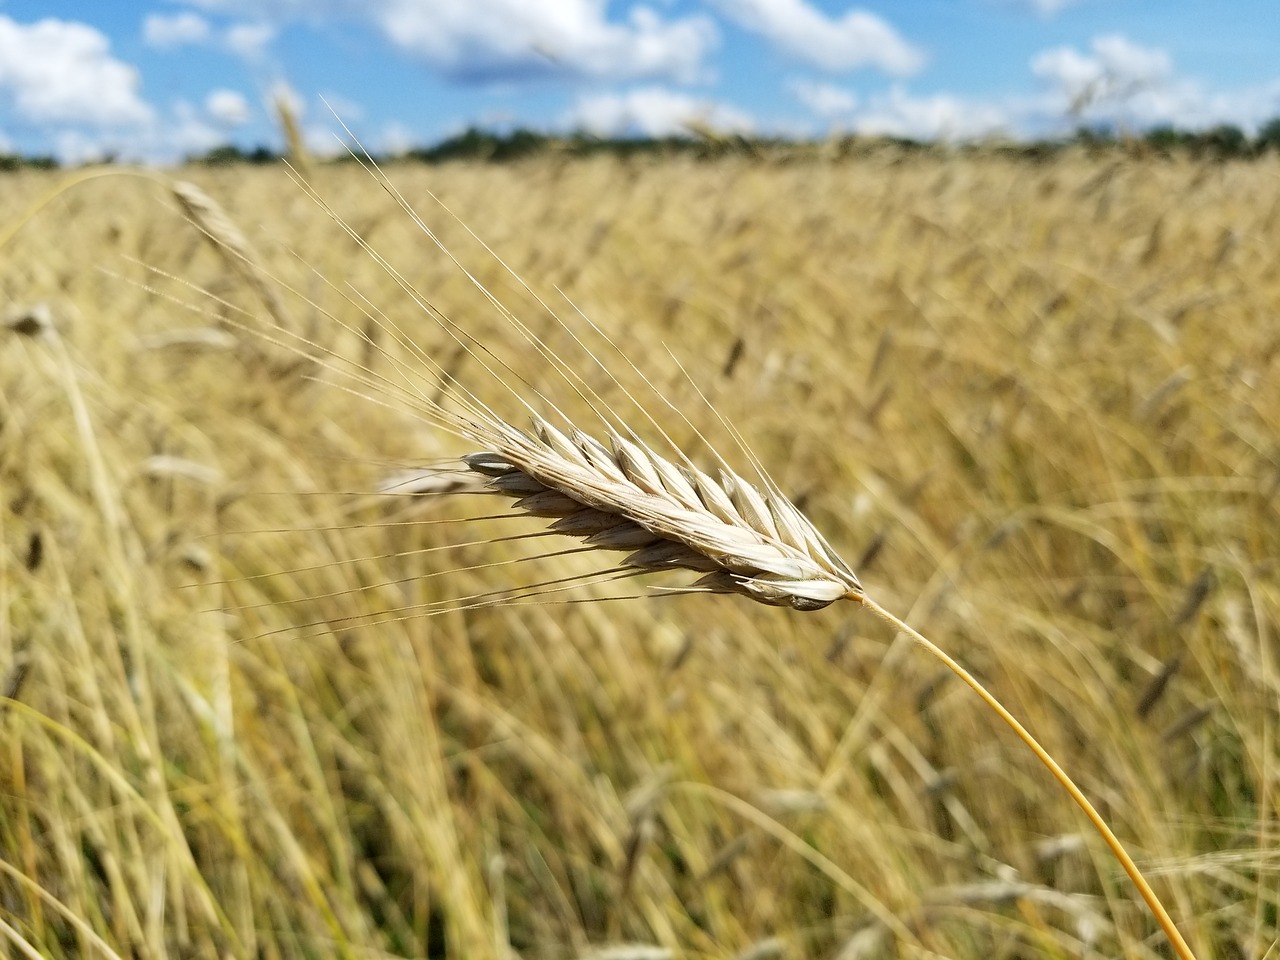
1 151 1278 959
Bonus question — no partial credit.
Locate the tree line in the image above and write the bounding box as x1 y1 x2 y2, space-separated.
2 118 1280 170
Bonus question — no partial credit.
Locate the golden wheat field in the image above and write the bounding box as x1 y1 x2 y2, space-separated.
1 150 1278 959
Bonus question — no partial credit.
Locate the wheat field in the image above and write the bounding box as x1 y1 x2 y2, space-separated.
1 151 1278 959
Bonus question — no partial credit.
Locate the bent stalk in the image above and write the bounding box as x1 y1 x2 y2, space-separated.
857 594 1197 960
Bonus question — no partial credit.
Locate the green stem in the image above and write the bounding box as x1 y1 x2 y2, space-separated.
858 594 1197 960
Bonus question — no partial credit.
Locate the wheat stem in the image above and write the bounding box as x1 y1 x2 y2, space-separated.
857 594 1197 960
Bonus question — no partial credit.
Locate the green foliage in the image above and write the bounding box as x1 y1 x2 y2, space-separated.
406 125 550 163
0 152 58 171
1256 117 1280 152
1191 124 1250 158
192 143 283 165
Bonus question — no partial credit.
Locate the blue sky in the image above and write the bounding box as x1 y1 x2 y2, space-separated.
1 0 1277 164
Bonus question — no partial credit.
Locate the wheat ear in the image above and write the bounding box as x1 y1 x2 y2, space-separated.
459 414 861 611
456 410 1196 960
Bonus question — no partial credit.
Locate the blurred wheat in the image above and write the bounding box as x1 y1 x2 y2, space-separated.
0 151 1277 959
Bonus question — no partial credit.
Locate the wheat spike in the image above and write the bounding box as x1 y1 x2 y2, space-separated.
172 180 297 337
459 415 861 611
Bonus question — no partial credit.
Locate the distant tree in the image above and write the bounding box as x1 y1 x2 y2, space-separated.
1256 117 1280 153
1072 124 1118 151
0 153 59 171
246 145 280 164
997 140 1062 162
1192 124 1249 159
418 127 499 162
194 144 282 165
490 128 547 161
409 127 550 163
1143 125 1190 155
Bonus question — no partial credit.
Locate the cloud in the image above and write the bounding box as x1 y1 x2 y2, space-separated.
788 78 858 118
206 89 252 126
143 12 211 48
568 86 753 137
786 77 1009 140
164 100 226 155
1032 34 1171 113
52 129 115 166
0 16 153 126
1078 78 1280 133
225 21 276 60
374 0 717 83
379 121 415 156
849 87 1011 140
1023 35 1280 134
709 0 923 75
173 0 716 83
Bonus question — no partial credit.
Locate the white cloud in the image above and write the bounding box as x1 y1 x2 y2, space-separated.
52 128 114 166
143 12 211 48
788 78 858 118
49 100 225 165
1032 34 1171 116
379 121 415 155
375 0 717 82
1082 78 1280 133
568 86 753 137
206 89 251 126
169 0 716 83
165 100 226 155
0 16 153 126
225 21 276 60
1022 35 1280 135
709 0 923 75
785 77 1013 141
850 86 1011 140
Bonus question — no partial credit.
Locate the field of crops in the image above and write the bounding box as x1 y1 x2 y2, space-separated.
1 151 1278 959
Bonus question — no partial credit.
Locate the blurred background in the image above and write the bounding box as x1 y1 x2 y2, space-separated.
3 3 1280 960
